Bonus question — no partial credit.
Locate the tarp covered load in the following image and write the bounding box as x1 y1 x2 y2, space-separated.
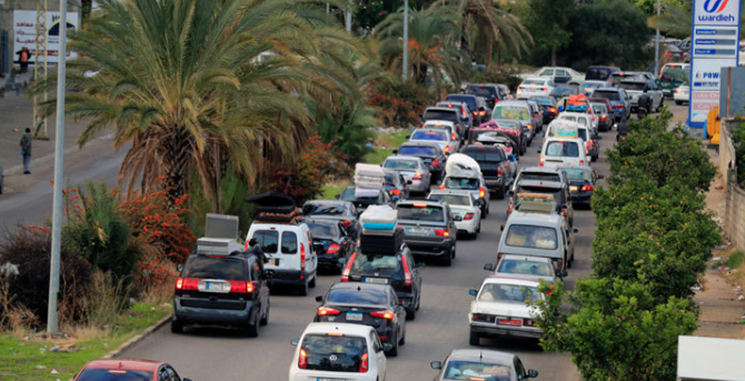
547 119 579 139
245 192 301 224
445 153 482 178
354 163 386 198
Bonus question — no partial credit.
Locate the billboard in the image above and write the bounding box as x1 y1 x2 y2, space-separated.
13 10 80 64
689 0 741 127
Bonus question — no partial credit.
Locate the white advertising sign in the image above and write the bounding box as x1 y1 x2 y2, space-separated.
689 0 741 127
13 10 80 64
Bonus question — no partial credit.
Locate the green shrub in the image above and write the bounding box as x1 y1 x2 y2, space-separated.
315 100 376 165
731 120 745 187
368 79 434 127
470 69 523 92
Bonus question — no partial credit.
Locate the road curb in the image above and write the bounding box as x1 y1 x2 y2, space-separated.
102 314 170 359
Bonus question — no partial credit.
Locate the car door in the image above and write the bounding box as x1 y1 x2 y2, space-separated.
389 288 405 335
405 249 422 302
304 228 318 275
371 331 387 377
158 367 171 381
251 260 268 320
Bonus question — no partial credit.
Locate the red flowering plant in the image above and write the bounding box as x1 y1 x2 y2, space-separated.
368 80 432 127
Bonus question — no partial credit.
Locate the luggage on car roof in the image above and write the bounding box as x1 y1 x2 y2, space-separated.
245 192 302 224
360 229 404 255
359 205 402 255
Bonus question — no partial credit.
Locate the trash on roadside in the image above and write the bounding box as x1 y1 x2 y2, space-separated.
35 365 46 370
51 344 83 353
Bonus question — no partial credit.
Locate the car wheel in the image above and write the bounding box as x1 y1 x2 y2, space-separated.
386 335 399 357
399 328 406 345
656 97 664 112
245 322 259 338
171 318 183 334
452 244 456 259
309 274 316 288
496 184 505 200
406 307 417 320
469 328 481 346
259 300 270 326
476 221 481 234
298 281 309 296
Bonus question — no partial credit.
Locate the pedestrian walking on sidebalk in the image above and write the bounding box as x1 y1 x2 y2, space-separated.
20 128 32 174
16 47 32 74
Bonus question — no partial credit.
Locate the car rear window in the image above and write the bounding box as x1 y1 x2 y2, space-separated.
281 231 298 254
505 225 558 250
551 87 578 96
352 253 401 273
562 168 592 181
593 90 620 101
303 203 346 216
308 221 339 240
411 130 447 141
340 188 379 205
445 177 479 190
383 159 419 170
326 287 388 305
545 141 580 157
465 85 497 98
478 283 541 304
530 96 554 106
586 67 613 80
522 79 545 86
520 172 560 182
399 146 436 156
447 95 477 110
76 369 154 381
424 110 458 122
428 194 471 206
182 256 247 280
492 105 529 121
252 230 279 253
397 204 445 222
462 149 504 162
443 361 512 380
301 334 368 373
498 259 553 277
620 82 646 91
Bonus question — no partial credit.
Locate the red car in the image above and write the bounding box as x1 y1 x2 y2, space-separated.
73 359 193 381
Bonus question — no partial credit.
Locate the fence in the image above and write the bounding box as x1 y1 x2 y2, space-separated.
721 119 745 252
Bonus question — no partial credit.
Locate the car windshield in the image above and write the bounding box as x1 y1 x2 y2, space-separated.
466 85 497 98
383 159 419 170
352 253 401 273
583 82 602 90
304 203 345 216
551 87 578 96
76 369 154 381
593 90 620 101
443 360 512 381
445 177 480 190
620 82 646 91
478 283 541 304
412 130 447 141
308 222 339 239
505 225 558 250
301 334 368 373
562 168 592 181
399 146 436 157
397 205 445 222
545 141 580 157
424 110 458 122
326 287 387 305
492 106 530 121
522 79 545 86
428 194 471 206
530 97 554 106
498 259 553 277
182 256 247 280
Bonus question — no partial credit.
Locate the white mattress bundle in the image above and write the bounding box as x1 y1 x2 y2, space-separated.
354 163 386 198
445 153 482 178
360 205 398 235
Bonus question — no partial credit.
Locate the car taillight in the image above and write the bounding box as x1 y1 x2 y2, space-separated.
175 277 199 291
549 107 557 113
540 157 545 167
341 252 356 282
562 207 568 219
472 313 496 323
327 244 341 254
557 259 564 269
518 86 523 89
360 353 369 373
451 132 457 141
244 240 250 251
613 104 624 109
300 243 306 271
534 112 538 117
298 349 308 369
479 187 486 198
675 89 679 93
390 189 401 196
401 254 413 286
370 310 395 320
479 111 486 116
581 185 595 192
439 184 446 190
621 136 627 140
580 160 585 164
176 278 183 290
412 172 423 180
524 318 536 326
600 115 607 121
431 159 440 168
226 280 254 294
341 220 353 227
542 87 547 91
464 212 475 221
434 228 450 237
497 167 502 177
318 306 341 316
443 146 451 153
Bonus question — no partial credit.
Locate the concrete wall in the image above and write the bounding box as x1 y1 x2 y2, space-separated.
721 119 745 252
719 67 745 119
0 0 66 73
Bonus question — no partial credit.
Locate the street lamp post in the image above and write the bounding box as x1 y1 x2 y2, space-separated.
402 0 409 80
654 0 661 75
346 0 352 32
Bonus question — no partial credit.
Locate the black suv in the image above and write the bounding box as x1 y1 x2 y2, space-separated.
341 245 423 319
460 144 513 199
172 252 270 337
396 200 458 266
339 185 393 215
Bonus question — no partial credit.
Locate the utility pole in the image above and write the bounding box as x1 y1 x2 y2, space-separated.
402 0 409 80
345 0 352 33
654 0 661 75
326 3 330 14
47 0 67 335
33 0 49 140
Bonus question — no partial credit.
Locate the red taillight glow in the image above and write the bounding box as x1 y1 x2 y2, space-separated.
412 172 423 181
539 157 545 167
557 259 564 269
443 146 451 153
341 252 356 282
327 244 341 254
341 220 353 227
600 115 607 121
479 187 486 199
613 104 624 109
497 167 502 177
370 310 395 320
413 203 428 207
431 159 440 168
318 306 341 316
401 252 413 286
479 111 486 116
580 160 585 164
390 189 402 196
439 184 446 190
300 243 306 271
581 185 595 192
542 87 547 91
562 207 569 219
175 277 199 291
360 353 369 373
299 349 308 369
549 107 557 113
464 212 475 221
451 133 457 141
524 318 536 326
227 280 254 293
434 229 450 237
176 278 183 290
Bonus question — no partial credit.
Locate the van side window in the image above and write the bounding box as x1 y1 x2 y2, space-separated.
281 231 298 254
253 230 278 254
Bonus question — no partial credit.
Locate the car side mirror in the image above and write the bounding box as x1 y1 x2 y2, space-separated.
537 149 541 154
500 224 505 232
407 180 413 185
483 263 495 272
382 343 394 352
392 150 398 155
573 228 579 233
334 194 341 200
405 135 411 139
315 296 323 303
527 369 539 378
291 338 299 346
431 361 443 370
468 289 478 297
556 269 568 278
176 264 183 272
598 174 605 179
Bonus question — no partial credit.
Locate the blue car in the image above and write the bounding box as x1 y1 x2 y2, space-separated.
591 87 630 122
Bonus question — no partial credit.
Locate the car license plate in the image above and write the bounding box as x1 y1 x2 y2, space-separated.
570 186 578 192
365 277 388 284
199 281 230 293
407 227 428 235
497 318 523 326
317 378 345 381
346 312 363 321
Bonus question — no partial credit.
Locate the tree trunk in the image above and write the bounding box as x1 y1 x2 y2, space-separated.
495 39 502 67
485 30 494 68
162 129 192 207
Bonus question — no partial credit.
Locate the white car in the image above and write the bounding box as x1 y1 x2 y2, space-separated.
674 84 689 105
422 120 459 142
468 276 544 345
484 254 564 282
409 128 458 155
539 136 588 168
519 66 584 85
289 322 389 381
427 190 481 237
516 77 554 99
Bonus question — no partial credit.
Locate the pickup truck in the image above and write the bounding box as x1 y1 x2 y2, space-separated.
459 144 516 199
618 78 664 113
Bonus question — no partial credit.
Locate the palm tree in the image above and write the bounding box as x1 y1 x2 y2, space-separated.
432 0 533 67
648 0 745 39
32 0 363 211
377 7 468 85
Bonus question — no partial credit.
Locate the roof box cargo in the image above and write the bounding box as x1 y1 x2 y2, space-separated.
360 229 404 255
360 205 398 233
445 153 482 178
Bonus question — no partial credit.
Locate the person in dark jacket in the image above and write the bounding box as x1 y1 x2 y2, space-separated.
16 47 32 74
20 128 32 174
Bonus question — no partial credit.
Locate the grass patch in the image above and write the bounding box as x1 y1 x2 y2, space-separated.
320 182 350 199
0 302 171 381
362 129 410 165
724 250 745 269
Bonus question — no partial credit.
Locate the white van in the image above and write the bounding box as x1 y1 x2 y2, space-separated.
539 137 588 168
246 223 318 296
497 210 576 271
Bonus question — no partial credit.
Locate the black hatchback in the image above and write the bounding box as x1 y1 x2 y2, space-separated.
341 245 424 320
305 218 357 272
314 282 407 356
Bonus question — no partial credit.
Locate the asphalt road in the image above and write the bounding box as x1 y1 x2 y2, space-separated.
0 104 689 380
